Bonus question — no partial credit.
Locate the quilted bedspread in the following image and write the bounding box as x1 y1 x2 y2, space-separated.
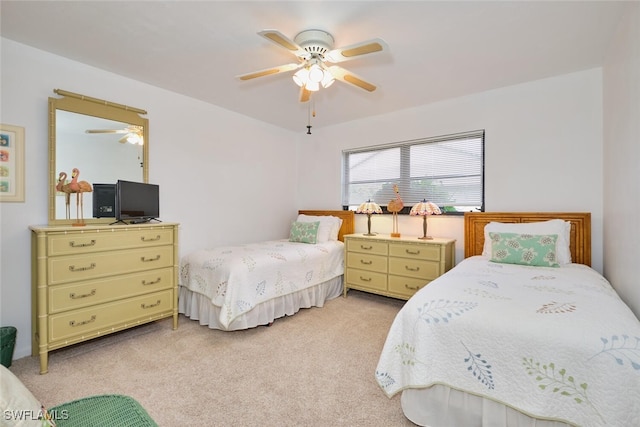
179 240 344 328
376 256 640 427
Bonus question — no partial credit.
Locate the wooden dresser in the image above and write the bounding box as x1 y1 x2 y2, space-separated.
30 222 179 374
344 234 455 300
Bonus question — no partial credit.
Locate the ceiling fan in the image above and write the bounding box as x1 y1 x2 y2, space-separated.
237 29 388 102
85 125 144 145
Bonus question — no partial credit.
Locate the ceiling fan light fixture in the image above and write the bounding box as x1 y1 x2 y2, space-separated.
321 70 335 88
292 68 308 87
308 63 324 83
305 80 320 92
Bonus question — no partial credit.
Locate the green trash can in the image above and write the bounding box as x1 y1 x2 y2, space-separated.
1 326 17 368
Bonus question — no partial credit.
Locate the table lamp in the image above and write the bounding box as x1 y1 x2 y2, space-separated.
409 199 442 239
356 200 382 236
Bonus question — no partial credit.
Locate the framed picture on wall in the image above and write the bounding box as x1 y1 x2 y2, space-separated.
0 123 25 202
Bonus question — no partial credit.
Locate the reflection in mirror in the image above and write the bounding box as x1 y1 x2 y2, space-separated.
49 89 148 225
55 111 144 220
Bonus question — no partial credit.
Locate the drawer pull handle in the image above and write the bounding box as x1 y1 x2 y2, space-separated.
405 249 420 255
142 278 162 286
69 315 96 327
405 266 420 272
360 245 373 250
141 235 161 242
141 300 161 309
360 260 373 265
70 289 96 299
359 276 372 282
69 263 96 272
405 284 421 291
140 255 161 262
69 239 96 248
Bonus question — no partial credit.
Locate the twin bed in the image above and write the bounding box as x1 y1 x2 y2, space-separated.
178 210 354 330
376 212 640 427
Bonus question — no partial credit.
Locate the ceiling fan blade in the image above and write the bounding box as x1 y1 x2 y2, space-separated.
237 63 301 81
258 30 309 59
328 66 378 92
85 129 128 134
326 38 388 63
299 87 311 103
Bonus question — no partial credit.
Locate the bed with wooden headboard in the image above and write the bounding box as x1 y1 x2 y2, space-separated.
464 211 591 265
376 211 640 427
178 209 353 331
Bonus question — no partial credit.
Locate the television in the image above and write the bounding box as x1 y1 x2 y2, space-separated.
115 180 160 224
92 183 116 218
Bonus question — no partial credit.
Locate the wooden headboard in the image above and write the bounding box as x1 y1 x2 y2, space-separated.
298 210 355 242
464 212 591 266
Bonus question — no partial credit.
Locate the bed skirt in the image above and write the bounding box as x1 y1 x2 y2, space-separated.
401 386 571 427
178 276 343 331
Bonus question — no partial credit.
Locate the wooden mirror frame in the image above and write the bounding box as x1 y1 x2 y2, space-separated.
48 89 149 225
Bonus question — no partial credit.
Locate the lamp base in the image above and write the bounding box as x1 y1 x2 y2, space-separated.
363 233 376 236
418 236 433 240
390 232 401 238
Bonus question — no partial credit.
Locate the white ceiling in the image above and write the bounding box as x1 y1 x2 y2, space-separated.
0 1 631 132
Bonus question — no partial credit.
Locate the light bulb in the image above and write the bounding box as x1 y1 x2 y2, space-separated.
305 80 320 92
308 64 324 83
293 68 309 87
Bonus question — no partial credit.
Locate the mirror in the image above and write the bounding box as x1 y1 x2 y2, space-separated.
48 89 149 225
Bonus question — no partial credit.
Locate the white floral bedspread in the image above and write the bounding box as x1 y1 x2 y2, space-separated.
179 240 344 328
376 256 640 427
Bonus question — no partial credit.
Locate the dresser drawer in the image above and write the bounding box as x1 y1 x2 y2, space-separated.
48 289 174 343
49 267 174 313
346 239 388 256
389 242 441 261
47 228 174 256
388 275 430 298
49 245 174 285
346 268 387 291
389 257 441 280
346 252 388 273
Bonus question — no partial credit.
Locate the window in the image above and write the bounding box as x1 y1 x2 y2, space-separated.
342 130 484 214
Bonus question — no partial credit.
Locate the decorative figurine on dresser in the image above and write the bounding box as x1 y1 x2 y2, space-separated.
30 89 179 374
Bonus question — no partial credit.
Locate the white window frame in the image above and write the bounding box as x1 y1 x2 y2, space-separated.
342 130 485 214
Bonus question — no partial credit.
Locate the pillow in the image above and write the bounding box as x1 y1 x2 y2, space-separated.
488 232 560 267
296 215 343 242
482 219 572 264
289 221 320 244
0 364 55 426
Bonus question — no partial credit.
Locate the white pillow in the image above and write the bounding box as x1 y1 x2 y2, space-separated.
296 215 343 242
482 219 572 265
0 364 53 426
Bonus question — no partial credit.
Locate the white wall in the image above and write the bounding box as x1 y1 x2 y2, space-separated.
298 69 604 271
603 3 640 317
0 39 298 359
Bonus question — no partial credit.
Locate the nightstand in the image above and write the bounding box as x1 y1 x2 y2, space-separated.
344 234 455 300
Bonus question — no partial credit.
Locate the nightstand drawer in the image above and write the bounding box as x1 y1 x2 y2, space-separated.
389 257 440 280
346 268 387 291
346 252 388 273
346 239 388 256
389 242 441 261
388 275 430 298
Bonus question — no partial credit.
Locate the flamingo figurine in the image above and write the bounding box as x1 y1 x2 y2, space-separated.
68 168 93 226
387 184 404 237
56 172 72 219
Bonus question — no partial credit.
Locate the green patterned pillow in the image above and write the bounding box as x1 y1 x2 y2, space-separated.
289 221 320 244
489 232 560 267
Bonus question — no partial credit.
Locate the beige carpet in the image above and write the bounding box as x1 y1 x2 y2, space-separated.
11 290 416 426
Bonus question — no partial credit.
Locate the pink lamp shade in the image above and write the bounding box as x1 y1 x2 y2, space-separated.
356 200 382 236
410 200 442 239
